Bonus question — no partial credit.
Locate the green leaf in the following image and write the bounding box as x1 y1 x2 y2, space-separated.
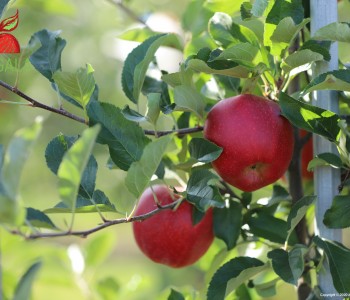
187 58 250 78
29 29 66 81
121 105 146 122
0 1 10 18
303 69 350 94
279 92 340 143
0 119 42 225
213 200 242 250
214 43 263 69
142 76 173 113
209 12 259 48
324 195 350 229
207 257 266 300
88 102 150 171
45 134 97 199
313 22 350 43
266 0 304 25
53 64 95 110
307 153 343 171
189 138 223 163
267 184 291 206
264 0 304 52
13 261 42 300
57 125 100 212
286 195 316 243
174 85 205 118
121 33 182 104
240 2 253 20
251 0 269 17
186 169 224 211
300 40 331 62
248 213 298 245
281 49 323 75
145 93 161 126
1 118 42 200
313 236 350 293
96 277 120 300
45 190 116 214
85 232 116 267
125 135 172 198
168 288 185 300
26 208 57 229
268 245 307 286
269 17 310 56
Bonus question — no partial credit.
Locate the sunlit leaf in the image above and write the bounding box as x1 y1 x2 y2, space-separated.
303 69 350 94
279 92 340 142
270 17 310 56
281 49 323 75
313 22 350 43
209 12 259 48
174 85 206 118
0 10 18 32
307 153 343 171
53 64 95 110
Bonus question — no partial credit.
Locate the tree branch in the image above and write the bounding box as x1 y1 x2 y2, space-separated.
9 200 180 240
0 80 87 124
106 0 150 28
0 80 203 137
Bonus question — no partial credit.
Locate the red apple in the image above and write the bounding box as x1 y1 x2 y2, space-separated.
204 94 294 192
300 129 313 180
132 185 214 268
0 34 20 53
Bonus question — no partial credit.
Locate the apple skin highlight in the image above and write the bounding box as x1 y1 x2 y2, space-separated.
204 94 295 192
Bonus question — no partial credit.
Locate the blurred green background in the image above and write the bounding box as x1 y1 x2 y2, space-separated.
1 0 350 299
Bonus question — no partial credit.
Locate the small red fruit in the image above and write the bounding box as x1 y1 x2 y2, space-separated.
204 94 294 192
0 33 20 53
132 185 214 268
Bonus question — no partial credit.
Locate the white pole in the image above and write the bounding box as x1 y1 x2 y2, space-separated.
310 0 342 296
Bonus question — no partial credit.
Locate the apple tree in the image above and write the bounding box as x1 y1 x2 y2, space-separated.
1 0 350 299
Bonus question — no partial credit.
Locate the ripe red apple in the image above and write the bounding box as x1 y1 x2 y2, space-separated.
300 129 313 180
204 94 294 192
132 185 214 268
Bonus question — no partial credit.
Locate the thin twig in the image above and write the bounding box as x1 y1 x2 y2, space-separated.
10 200 180 240
106 0 150 28
0 80 87 124
144 126 204 137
